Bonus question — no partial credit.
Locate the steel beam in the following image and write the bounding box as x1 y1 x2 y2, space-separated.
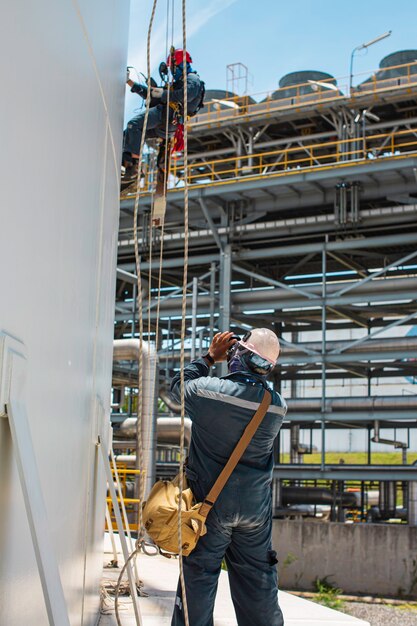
198 197 224 251
273 464 417 481
121 231 417 272
120 156 417 209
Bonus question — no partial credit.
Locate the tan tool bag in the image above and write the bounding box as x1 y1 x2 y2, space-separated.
142 390 271 556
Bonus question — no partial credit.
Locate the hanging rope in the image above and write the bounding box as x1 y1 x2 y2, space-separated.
132 0 159 550
151 0 174 350
114 0 159 624
177 0 191 624
114 1 192 624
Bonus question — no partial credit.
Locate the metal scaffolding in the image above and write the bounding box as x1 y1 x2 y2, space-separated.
115 59 417 523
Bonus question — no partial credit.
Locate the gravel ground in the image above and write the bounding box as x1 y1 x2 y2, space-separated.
342 601 417 626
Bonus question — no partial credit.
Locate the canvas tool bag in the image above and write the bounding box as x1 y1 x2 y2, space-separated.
142 389 271 556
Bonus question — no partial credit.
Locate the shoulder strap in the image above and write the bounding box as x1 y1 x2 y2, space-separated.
198 390 272 518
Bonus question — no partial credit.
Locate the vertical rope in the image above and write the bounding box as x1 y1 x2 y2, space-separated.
153 0 173 354
177 0 190 624
114 1 159 625
133 0 159 548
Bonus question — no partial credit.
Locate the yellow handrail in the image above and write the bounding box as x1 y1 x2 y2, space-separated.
184 126 417 183
121 125 417 199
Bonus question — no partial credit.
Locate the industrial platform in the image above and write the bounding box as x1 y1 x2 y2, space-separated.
100 534 370 626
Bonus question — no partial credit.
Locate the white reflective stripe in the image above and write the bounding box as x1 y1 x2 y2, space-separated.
196 388 286 416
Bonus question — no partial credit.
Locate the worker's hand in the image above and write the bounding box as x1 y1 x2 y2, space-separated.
126 67 131 83
208 331 237 363
131 83 148 98
150 87 164 99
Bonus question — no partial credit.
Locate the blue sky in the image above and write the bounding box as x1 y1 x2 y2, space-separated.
125 0 416 119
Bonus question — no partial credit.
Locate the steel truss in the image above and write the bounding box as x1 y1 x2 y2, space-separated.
115 60 417 516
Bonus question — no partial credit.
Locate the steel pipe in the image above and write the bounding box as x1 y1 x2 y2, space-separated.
282 486 358 507
288 396 417 411
154 337 417 367
409 481 417 526
159 384 181 413
120 231 417 272
115 276 417 321
282 336 417 357
113 416 192 447
119 204 417 250
113 339 158 498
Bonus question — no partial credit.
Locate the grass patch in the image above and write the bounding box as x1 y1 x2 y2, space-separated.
313 577 345 611
280 452 417 465
397 603 417 611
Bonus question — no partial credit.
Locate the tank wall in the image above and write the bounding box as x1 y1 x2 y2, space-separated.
0 2 129 625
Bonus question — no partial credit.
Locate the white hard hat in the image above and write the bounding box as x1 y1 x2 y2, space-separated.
239 328 280 365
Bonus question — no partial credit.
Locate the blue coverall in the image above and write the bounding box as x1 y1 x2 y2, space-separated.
170 357 287 626
124 72 203 154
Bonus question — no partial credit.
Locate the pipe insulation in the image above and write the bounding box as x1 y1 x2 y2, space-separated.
113 339 158 497
154 336 417 364
281 336 417 357
288 396 417 411
159 384 182 413
115 276 417 321
113 416 192 447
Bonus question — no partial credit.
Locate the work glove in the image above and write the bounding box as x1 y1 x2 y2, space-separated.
208 332 237 363
131 83 148 98
150 87 164 99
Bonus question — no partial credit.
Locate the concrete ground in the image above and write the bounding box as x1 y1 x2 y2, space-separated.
99 534 370 626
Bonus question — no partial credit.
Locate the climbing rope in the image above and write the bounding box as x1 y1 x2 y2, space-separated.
151 0 174 352
114 0 159 624
114 0 192 624
177 0 191 624
132 0 159 550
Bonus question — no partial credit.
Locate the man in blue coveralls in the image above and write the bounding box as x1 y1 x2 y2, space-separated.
122 48 204 186
170 329 286 626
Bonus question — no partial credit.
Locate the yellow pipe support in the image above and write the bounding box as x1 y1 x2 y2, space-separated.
106 497 141 504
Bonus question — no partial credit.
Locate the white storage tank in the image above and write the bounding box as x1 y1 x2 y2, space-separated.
0 1 129 625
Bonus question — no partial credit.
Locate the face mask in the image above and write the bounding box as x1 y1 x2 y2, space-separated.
173 62 192 81
228 352 246 373
227 343 272 376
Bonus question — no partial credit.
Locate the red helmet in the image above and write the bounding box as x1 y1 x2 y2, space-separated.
167 49 192 69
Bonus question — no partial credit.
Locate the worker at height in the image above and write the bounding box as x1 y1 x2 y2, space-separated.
170 329 286 626
122 48 204 185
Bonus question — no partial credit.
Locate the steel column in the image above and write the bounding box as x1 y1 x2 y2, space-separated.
321 241 327 471
218 244 232 375
191 277 198 360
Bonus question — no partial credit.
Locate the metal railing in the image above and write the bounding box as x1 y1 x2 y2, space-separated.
190 60 417 128
122 126 417 198
106 465 141 532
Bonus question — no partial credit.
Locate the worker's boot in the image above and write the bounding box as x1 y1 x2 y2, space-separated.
121 154 139 190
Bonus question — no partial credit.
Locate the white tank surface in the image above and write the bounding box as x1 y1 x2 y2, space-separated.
0 2 129 625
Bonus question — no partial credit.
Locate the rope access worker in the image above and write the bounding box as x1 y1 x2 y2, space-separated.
170 329 286 626
122 48 204 185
